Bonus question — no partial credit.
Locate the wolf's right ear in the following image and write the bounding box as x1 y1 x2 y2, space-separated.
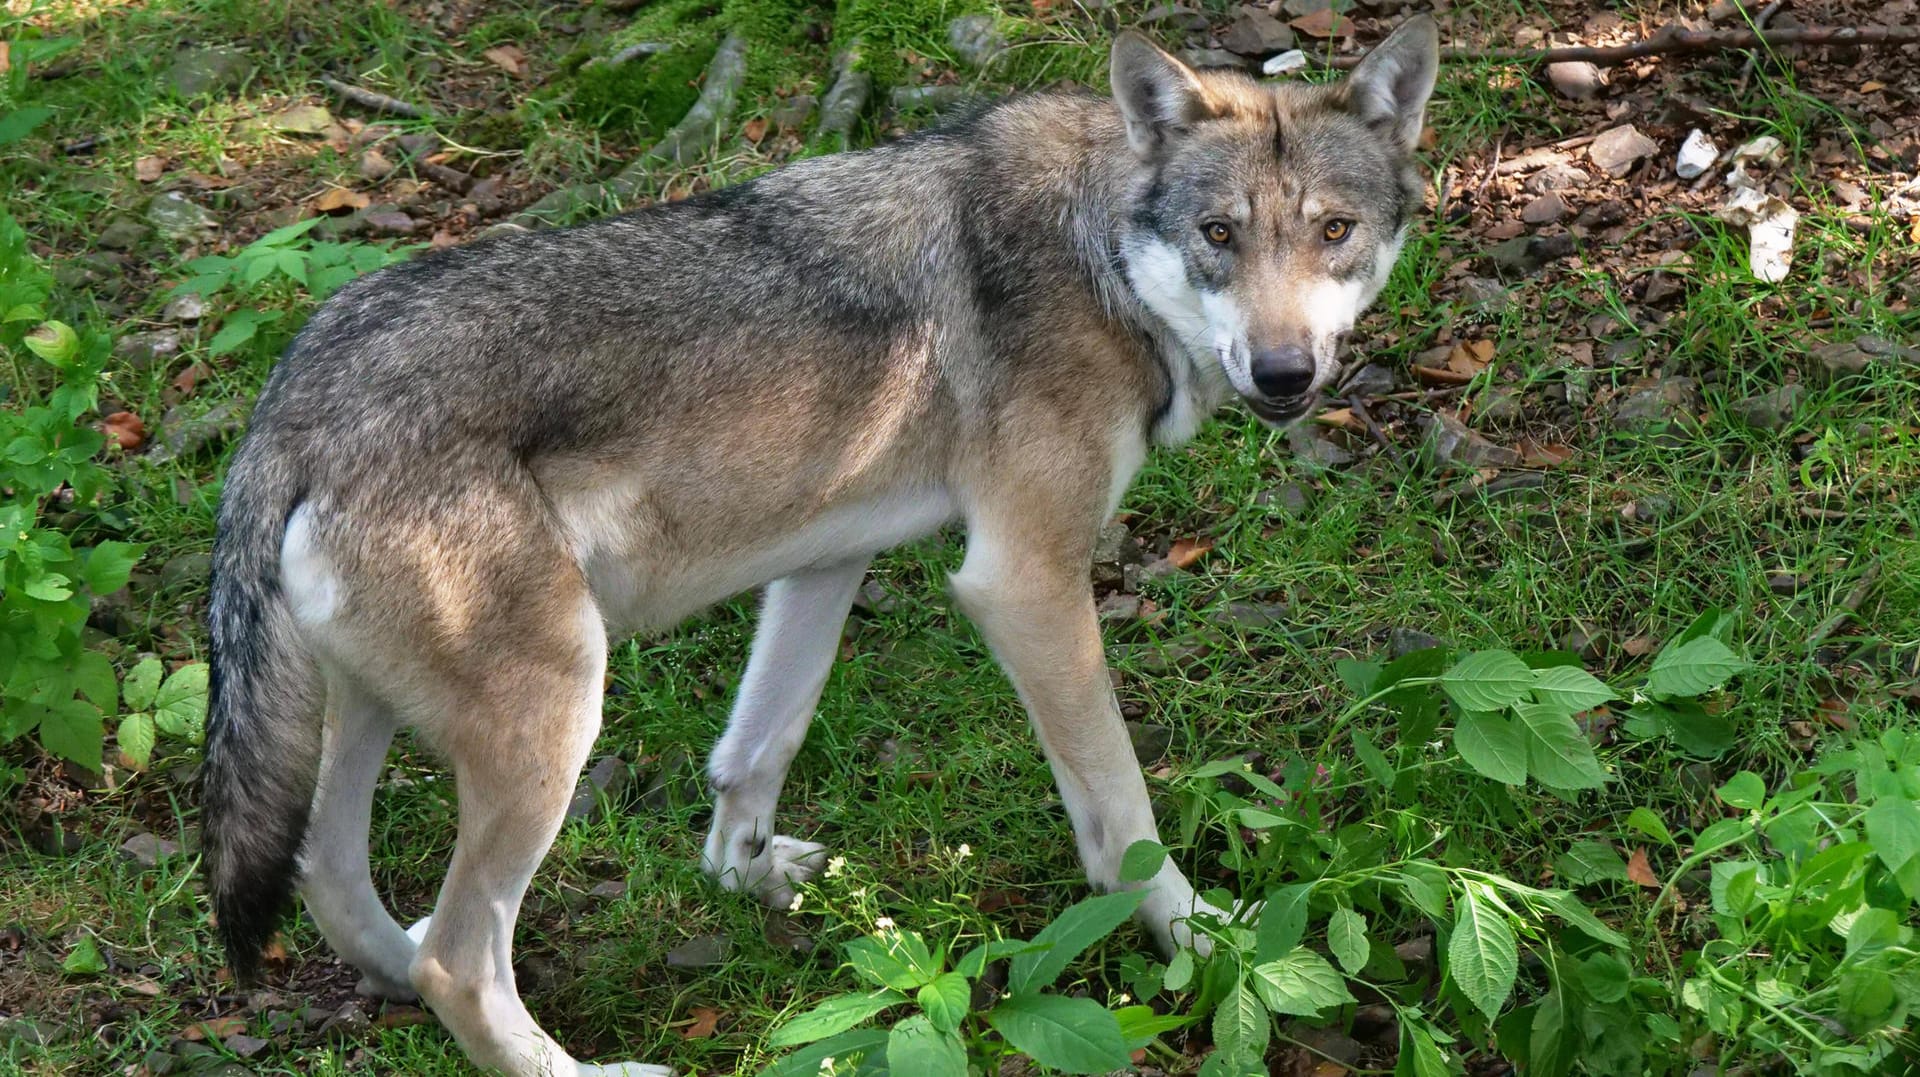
1111 32 1219 158
1345 15 1440 155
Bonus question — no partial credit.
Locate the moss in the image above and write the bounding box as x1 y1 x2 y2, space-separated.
567 35 719 135
455 109 532 151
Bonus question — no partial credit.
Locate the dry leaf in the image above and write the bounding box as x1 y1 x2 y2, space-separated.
1166 536 1214 569
1815 697 1854 731
117 976 163 997
1289 8 1355 38
135 155 167 183
743 117 768 143
186 1016 247 1042
1517 438 1574 468
484 44 529 79
1861 80 1885 93
374 1006 435 1029
1446 339 1495 376
171 361 211 399
259 939 289 966
1412 364 1475 386
1621 636 1656 657
99 411 147 452
174 171 234 190
1313 407 1364 433
680 1007 722 1039
313 187 370 214
1626 848 1659 887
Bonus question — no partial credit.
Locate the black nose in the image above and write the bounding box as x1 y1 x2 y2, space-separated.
1249 345 1314 399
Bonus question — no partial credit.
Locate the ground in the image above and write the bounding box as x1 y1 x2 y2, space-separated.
1 0 1917 1075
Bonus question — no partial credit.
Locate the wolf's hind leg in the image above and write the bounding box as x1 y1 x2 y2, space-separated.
702 559 868 908
298 679 416 1000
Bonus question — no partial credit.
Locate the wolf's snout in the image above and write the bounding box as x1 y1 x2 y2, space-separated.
1249 345 1314 400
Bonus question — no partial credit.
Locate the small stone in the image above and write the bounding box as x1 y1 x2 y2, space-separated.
1126 721 1173 763
1387 627 1444 658
1221 11 1295 56
1280 0 1335 16
1574 199 1629 229
1423 412 1521 469
889 84 968 112
1220 600 1290 629
363 208 416 236
224 1033 269 1059
1392 934 1434 966
1179 48 1242 70
1546 60 1604 101
565 755 630 822
1562 625 1603 661
1458 276 1510 314
1642 271 1686 306
1287 425 1356 469
1141 3 1209 31
166 46 253 98
145 191 218 240
1257 481 1312 515
150 399 245 463
1625 494 1675 522
770 94 817 131
1520 192 1568 225
316 1001 370 1042
1676 128 1717 179
241 103 334 137
1728 384 1802 431
1476 386 1523 424
140 1048 180 1075
764 911 815 954
666 933 732 969
1097 593 1142 622
161 293 209 322
0 1017 61 1047
1587 124 1659 177
97 218 152 250
1767 572 1803 596
160 552 212 592
358 148 394 182
120 832 180 866
115 329 182 371
851 578 897 614
588 879 627 899
1526 163 1591 193
1486 234 1577 276
1344 362 1394 397
394 132 440 160
947 14 1006 69
1611 378 1699 435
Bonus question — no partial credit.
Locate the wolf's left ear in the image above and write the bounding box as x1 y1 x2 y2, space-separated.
1111 32 1220 158
1345 15 1440 154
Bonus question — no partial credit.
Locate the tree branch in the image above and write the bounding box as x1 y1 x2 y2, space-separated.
1328 23 1920 69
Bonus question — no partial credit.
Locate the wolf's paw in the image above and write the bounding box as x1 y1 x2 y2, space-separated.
749 836 829 910
579 1063 675 1076
353 972 419 1001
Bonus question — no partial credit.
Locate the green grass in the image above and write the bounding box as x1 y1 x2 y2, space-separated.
3 0 1917 1073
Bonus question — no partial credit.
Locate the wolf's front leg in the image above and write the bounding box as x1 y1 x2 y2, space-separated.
950 520 1220 955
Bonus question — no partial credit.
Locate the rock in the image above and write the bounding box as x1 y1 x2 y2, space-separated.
1458 275 1510 314
161 293 208 322
145 191 218 240
1676 128 1717 179
1281 0 1336 16
565 755 630 822
1179 48 1242 70
1767 572 1803 596
1286 425 1355 468
1091 522 1140 588
140 1048 180 1074
947 14 1006 69
363 208 416 236
0 1017 61 1047
316 1001 370 1042
1642 271 1686 306
150 399 245 463
115 329 181 371
1220 600 1290 630
120 832 180 866
1141 4 1209 31
166 46 252 98
1097 593 1141 622
770 94 817 131
589 879 628 900
1811 335 1920 377
1126 721 1173 763
358 148 394 182
1546 60 1604 101
1256 481 1311 515
98 218 152 250
1387 628 1444 658
1728 385 1802 431
1574 199 1628 229
159 552 212 592
764 911 815 954
1587 124 1658 177
1486 234 1577 276
666 933 732 969
1423 411 1521 468
224 1033 269 1059
851 578 897 615
1344 362 1394 397
638 747 695 812
1612 378 1699 434
241 103 334 137
1221 12 1295 56
1519 192 1568 225
1526 163 1590 193
1476 386 1523 424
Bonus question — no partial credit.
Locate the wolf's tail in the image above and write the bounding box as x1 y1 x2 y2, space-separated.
200 447 323 984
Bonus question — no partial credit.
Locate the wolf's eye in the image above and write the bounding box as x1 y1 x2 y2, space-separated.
1322 219 1353 243
1202 222 1232 246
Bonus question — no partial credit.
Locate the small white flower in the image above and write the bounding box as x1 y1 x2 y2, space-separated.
956 843 972 860
788 892 805 912
1118 993 1132 1005
825 855 847 878
818 1057 835 1074
874 916 896 932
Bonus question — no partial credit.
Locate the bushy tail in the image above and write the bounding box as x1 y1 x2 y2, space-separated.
200 451 322 984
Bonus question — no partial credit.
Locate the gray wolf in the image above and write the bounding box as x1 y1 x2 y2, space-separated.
201 17 1438 1075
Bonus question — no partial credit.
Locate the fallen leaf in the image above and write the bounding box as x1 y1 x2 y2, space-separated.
1814 697 1854 731
1626 847 1659 888
1166 536 1214 569
1413 364 1475 386
682 1006 722 1039
99 412 147 452
976 888 1026 913
313 187 370 214
1313 407 1364 433
1446 339 1495 376
174 171 233 190
169 361 212 400
1290 8 1355 38
743 117 768 143
483 44 529 78
1861 80 1885 93
118 976 162 997
185 1016 247 1042
259 939 289 967
374 1005 434 1029
135 155 167 182
1517 438 1575 468
1621 636 1656 657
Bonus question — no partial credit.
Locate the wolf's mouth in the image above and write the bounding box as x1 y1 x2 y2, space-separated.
1243 394 1313 426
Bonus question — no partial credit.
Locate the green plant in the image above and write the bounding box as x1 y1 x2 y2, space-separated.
0 212 141 780
114 656 209 769
170 217 414 356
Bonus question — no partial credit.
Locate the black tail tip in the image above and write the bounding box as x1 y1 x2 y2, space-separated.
212 858 300 986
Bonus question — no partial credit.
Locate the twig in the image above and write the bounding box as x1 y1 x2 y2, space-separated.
1734 1 1786 95
1328 24 1920 69
320 75 429 119
415 160 474 194
1806 561 1881 653
1346 393 1404 473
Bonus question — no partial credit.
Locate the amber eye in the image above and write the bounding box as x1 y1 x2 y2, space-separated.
1323 219 1353 243
1203 221 1232 246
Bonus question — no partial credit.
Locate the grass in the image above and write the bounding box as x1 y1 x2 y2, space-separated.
3 0 1917 1073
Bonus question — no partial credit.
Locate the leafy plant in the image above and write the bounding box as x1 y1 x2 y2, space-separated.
114 656 209 769
169 217 413 356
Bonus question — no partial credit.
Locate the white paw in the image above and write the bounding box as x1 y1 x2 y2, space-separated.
579 1064 675 1076
405 916 433 945
749 836 828 909
354 972 418 1001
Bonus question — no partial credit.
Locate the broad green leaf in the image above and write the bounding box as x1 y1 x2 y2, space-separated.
24 572 73 601
1351 726 1396 786
62 935 106 976
1401 1021 1450 1077
39 699 103 772
1717 771 1766 810
1210 979 1269 1064
122 657 163 712
767 989 906 1047
1648 700 1737 758
1710 861 1760 917
985 993 1129 1075
118 712 156 768
953 938 1044 980
1535 888 1629 948
1396 862 1450 921
1447 883 1518 1021
1530 665 1614 711
1441 649 1535 712
1646 637 1748 699
1006 889 1147 994
1335 658 1381 696
1578 953 1631 1003
844 937 925 992
1118 840 1169 884
1625 806 1676 847
275 249 309 286
1161 947 1194 992
80 541 141 596
917 973 970 1034
1517 703 1606 789
1114 1004 1191 1048
1250 948 1354 1016
257 215 324 247
1554 840 1629 885
757 1028 888 1077
887 1015 965 1077
1254 882 1314 963
71 650 117 712
1327 907 1369 975
0 106 55 146
1454 710 1528 785
1530 986 1568 1075
1864 797 1920 872
1236 807 1295 830
154 663 210 742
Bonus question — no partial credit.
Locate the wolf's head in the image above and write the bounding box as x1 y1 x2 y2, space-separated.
1113 17 1439 427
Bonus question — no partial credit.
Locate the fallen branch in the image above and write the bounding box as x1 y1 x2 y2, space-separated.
1328 23 1920 69
510 32 748 228
814 45 872 152
320 75 430 119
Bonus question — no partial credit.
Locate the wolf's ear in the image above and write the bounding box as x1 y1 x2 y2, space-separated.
1111 32 1219 158
1345 15 1440 154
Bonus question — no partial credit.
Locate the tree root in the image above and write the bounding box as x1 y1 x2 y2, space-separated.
813 46 872 152
1328 23 1920 69
319 75 430 119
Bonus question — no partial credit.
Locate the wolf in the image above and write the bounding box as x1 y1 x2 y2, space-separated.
200 17 1438 1075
